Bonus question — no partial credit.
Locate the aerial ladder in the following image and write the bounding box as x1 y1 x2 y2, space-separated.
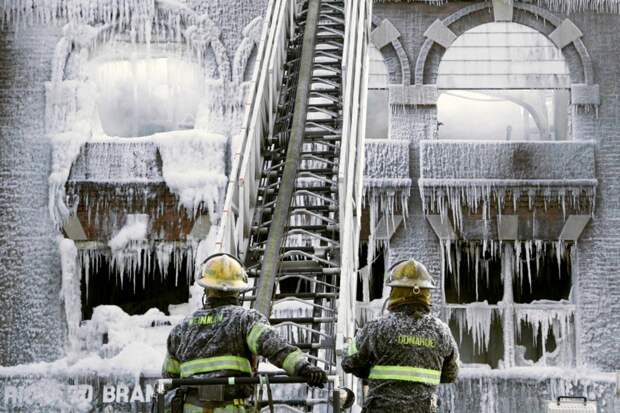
158 0 370 410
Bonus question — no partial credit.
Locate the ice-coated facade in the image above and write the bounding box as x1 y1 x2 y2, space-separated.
361 1 620 412
0 0 619 412
0 0 267 411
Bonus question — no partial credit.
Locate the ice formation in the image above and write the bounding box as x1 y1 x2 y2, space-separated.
438 367 617 413
59 237 81 352
447 303 495 354
420 181 596 233
514 304 575 365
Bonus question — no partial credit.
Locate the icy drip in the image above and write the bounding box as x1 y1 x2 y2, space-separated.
448 303 495 354
79 241 198 298
512 240 572 295
421 184 596 233
442 240 501 301
59 237 81 352
363 186 410 264
515 306 574 366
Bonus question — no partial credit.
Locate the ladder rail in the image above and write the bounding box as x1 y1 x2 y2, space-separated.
213 0 372 410
336 0 372 397
216 0 298 258
254 0 323 317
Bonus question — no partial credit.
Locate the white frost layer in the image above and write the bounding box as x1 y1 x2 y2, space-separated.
59 237 81 352
108 214 149 252
48 131 91 226
70 130 228 217
138 130 228 215
0 305 178 379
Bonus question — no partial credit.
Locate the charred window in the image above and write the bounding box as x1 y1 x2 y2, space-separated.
512 241 572 303
79 245 192 320
444 241 503 304
447 307 504 369
443 241 576 368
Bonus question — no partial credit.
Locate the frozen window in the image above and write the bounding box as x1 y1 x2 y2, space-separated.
437 23 570 141
94 58 205 138
80 247 192 319
443 241 576 368
365 44 389 139
357 243 386 302
444 241 503 305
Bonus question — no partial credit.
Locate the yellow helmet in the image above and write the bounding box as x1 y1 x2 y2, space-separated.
386 259 436 291
197 253 249 291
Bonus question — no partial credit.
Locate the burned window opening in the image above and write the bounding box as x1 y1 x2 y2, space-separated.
448 308 504 369
513 242 572 303
80 249 191 320
516 318 557 364
514 310 575 367
357 243 386 302
444 241 503 304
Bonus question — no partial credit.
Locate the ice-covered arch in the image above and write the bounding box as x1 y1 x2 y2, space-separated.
414 2 595 89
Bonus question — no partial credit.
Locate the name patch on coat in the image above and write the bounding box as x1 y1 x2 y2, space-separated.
397 335 435 348
189 314 224 326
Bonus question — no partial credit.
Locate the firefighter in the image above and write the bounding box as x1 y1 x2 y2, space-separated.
162 253 327 413
342 259 460 413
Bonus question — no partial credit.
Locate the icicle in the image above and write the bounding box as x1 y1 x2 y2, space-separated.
465 302 493 354
525 240 532 292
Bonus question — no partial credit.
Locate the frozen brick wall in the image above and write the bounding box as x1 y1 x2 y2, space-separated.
0 26 66 366
374 1 620 373
568 11 620 371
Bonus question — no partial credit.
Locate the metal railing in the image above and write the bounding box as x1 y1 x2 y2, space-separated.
215 0 372 402
335 0 372 396
215 0 297 259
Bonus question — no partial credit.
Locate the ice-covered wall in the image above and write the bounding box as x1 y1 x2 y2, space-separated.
0 0 269 369
437 368 617 413
0 26 66 366
373 0 620 391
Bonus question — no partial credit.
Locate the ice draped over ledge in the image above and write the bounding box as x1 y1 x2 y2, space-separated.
363 139 412 224
418 140 597 235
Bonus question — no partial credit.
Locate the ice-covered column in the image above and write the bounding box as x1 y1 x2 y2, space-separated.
500 244 515 368
0 26 66 366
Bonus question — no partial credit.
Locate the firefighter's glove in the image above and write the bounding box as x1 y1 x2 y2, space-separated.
299 364 328 388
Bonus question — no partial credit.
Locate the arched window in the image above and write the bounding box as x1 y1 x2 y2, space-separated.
365 44 390 139
94 57 205 138
437 22 570 141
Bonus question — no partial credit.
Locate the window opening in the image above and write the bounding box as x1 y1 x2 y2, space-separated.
357 243 386 302
437 22 570 141
448 307 504 368
94 57 205 137
80 248 191 319
365 44 389 139
513 241 572 303
444 241 503 304
443 240 576 368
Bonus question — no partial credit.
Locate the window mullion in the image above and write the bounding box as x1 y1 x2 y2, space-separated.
501 242 515 368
